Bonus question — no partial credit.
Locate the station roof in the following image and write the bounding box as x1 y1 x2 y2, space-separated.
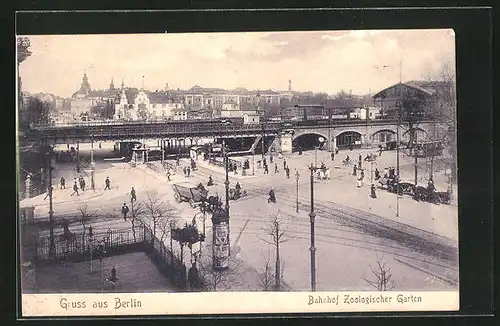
372 81 439 99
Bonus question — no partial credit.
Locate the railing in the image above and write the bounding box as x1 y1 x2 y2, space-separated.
30 223 188 290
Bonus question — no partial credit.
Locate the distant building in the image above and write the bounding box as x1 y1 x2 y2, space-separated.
350 107 381 120
71 73 120 117
113 82 185 121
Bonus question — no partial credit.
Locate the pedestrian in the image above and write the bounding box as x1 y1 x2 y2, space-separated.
104 177 111 190
360 169 365 182
375 168 380 180
269 155 273 164
187 166 191 177
353 165 357 176
233 164 238 175
335 147 339 155
176 156 180 166
79 176 85 192
274 163 279 174
71 182 79 196
60 177 65 189
370 184 377 198
188 262 200 290
331 152 335 161
130 187 136 202
264 164 269 174
357 175 363 188
379 145 383 156
263 158 267 167
106 266 118 289
121 203 129 221
166 169 171 181
359 154 362 163
384 167 389 178
283 159 287 170
43 186 53 200
286 166 290 179
183 166 187 177
207 175 214 186
268 188 276 203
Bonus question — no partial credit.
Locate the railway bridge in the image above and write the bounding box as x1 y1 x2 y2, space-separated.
30 118 443 154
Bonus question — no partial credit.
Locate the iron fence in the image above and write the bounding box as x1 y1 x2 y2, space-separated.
31 222 188 290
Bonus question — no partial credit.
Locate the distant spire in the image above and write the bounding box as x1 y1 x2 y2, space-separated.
121 78 125 89
110 78 115 90
141 76 145 90
288 79 292 92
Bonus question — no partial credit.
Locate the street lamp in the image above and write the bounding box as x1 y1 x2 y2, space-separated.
88 225 94 274
295 170 300 213
308 163 317 291
252 150 255 176
91 134 95 192
223 141 231 258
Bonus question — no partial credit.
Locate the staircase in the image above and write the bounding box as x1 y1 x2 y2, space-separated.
249 136 262 152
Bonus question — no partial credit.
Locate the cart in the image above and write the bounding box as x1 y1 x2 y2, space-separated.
172 182 209 208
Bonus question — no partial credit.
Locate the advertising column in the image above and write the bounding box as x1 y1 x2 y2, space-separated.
211 207 230 270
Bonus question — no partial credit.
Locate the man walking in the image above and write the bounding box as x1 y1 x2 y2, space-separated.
370 184 377 198
268 187 276 203
283 159 287 171
79 176 86 192
331 152 335 161
187 166 191 177
71 182 79 196
274 163 279 174
286 166 290 179
104 176 111 190
60 177 65 189
121 203 129 221
130 187 136 202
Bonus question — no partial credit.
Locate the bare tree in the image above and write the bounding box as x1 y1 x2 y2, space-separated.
77 204 98 247
362 256 396 291
257 251 275 291
129 199 145 243
257 210 291 291
197 246 243 292
423 61 457 185
142 190 178 241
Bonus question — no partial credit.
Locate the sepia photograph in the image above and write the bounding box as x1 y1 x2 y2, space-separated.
17 29 459 315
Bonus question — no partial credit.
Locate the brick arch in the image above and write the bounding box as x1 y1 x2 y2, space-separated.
292 130 329 142
334 129 364 138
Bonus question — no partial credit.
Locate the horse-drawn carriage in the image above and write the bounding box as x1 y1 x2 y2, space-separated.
229 188 247 200
314 166 331 180
172 182 209 208
414 186 452 204
378 177 452 204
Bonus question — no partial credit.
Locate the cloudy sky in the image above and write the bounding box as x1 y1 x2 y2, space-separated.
19 29 455 98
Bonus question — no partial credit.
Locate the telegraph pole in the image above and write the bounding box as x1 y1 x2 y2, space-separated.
223 140 231 257
308 163 317 291
47 149 55 256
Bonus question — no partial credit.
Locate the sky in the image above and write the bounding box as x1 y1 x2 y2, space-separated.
18 29 455 98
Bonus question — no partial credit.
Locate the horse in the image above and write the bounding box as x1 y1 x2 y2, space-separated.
316 168 331 180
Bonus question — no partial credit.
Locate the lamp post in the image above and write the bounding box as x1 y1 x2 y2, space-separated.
223 141 231 258
252 150 255 176
47 148 55 256
308 163 317 291
91 135 95 192
295 170 300 213
88 225 94 274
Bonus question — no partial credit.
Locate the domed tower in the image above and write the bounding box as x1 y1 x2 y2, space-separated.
81 71 91 95
109 78 115 90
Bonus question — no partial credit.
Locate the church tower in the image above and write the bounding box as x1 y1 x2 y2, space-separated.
110 78 115 90
288 79 292 92
81 71 91 95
